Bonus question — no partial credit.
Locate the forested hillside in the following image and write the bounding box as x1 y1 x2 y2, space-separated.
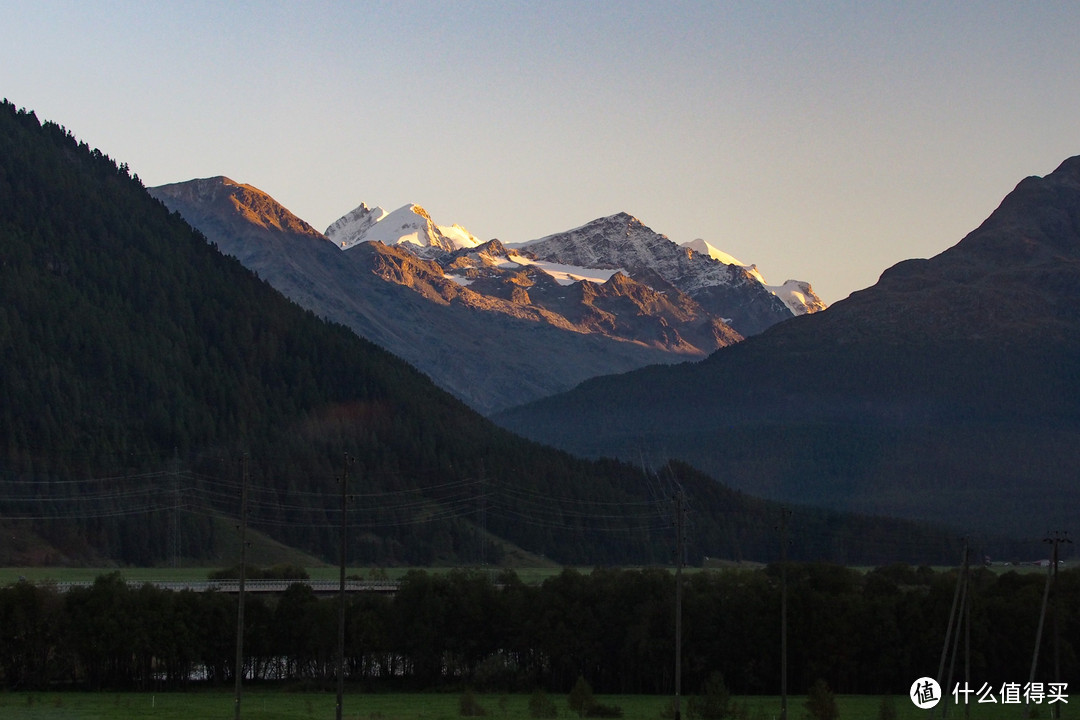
0 100 971 567
497 156 1080 540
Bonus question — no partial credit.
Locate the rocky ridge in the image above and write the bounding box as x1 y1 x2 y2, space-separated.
515 212 812 336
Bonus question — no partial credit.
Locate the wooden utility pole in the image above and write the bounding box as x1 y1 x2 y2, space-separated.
942 543 969 720
1047 531 1071 720
779 508 790 720
1023 532 1072 720
938 541 967 691
234 455 249 720
336 454 351 720
1027 559 1053 720
963 546 971 720
673 488 686 720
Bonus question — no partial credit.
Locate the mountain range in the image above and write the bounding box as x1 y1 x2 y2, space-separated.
147 153 1080 544
149 179 824 414
1 99 946 567
496 155 1080 540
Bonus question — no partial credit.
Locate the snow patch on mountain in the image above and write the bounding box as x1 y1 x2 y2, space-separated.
528 260 626 286
443 241 628 288
682 238 766 284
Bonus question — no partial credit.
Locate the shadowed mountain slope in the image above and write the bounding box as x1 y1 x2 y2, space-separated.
496 156 1080 539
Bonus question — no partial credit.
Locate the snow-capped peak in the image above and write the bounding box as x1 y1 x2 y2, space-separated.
682 238 766 284
325 203 481 253
513 213 825 322
325 203 388 249
771 279 828 315
680 238 826 315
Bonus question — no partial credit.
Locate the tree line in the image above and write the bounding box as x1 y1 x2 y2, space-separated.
1 565 1075 695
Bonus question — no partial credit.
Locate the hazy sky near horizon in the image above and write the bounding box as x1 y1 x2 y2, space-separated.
3 1 1079 304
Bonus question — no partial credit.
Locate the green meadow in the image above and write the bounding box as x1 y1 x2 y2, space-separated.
0 691 1063 720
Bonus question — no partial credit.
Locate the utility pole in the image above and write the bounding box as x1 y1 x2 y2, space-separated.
336 454 352 720
942 542 970 720
234 455 249 720
1027 556 1053 720
963 546 971 720
779 508 790 720
1047 531 1071 720
937 541 967 692
673 487 686 720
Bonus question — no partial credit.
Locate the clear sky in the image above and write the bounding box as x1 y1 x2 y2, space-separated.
3 1 1079 304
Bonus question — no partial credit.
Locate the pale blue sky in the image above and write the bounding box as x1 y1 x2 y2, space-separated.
3 1 1079 303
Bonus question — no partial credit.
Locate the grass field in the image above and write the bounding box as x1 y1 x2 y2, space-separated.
0 690 1065 720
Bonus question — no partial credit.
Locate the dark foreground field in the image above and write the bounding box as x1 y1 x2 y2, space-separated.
0 691 1063 720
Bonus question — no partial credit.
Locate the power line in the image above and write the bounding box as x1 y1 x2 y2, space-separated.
0 459 1000 566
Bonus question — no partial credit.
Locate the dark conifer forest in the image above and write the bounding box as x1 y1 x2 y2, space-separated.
0 99 983 567
1 566 1076 696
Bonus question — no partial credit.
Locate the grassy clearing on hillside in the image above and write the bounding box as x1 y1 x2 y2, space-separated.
0 691 1061 720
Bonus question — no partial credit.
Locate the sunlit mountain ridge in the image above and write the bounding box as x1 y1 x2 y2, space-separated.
151 178 823 413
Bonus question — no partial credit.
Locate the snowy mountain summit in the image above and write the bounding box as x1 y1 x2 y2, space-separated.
326 203 481 254
515 212 825 337
327 205 825 338
681 237 826 315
